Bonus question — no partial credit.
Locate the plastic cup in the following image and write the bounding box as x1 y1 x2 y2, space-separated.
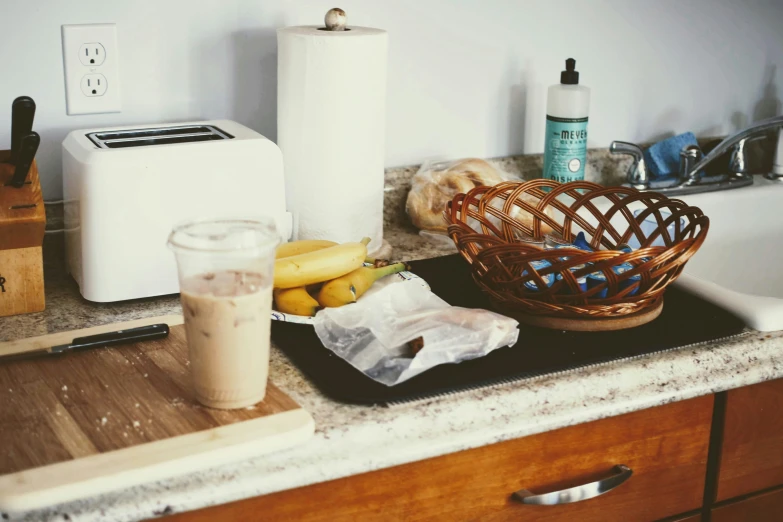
167 218 280 409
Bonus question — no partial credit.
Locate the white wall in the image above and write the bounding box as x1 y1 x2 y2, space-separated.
1 0 782 199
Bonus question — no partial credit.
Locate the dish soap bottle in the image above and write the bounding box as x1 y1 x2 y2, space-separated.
543 58 590 184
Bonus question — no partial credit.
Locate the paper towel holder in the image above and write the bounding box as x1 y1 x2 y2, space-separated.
321 8 349 31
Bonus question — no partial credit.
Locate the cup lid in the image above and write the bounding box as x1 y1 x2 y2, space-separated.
167 217 280 255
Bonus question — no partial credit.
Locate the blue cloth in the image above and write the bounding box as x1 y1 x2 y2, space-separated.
643 132 699 179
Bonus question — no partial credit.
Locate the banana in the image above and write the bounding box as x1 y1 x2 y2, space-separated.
274 287 320 317
274 238 371 289
317 262 408 308
276 239 337 259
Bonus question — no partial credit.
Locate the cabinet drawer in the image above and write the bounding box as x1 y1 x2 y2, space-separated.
712 486 783 522
166 395 712 522
717 378 783 501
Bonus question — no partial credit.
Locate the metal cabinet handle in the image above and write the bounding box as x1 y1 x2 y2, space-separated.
513 464 633 505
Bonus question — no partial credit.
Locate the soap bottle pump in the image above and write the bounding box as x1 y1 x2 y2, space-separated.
543 58 591 184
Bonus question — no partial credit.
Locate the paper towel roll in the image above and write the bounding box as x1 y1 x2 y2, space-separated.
277 25 388 254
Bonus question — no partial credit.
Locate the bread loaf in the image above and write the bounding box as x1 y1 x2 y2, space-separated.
406 158 553 236
406 158 503 232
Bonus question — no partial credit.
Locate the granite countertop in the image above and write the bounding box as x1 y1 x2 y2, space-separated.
4 225 783 522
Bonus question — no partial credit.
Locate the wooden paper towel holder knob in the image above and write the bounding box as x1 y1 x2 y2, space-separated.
0 149 46 317
324 8 347 31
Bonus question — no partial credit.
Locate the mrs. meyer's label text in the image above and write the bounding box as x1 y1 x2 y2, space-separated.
543 115 588 184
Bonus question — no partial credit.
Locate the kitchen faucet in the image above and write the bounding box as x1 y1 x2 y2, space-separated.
610 115 783 196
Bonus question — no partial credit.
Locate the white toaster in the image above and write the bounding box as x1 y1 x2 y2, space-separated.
62 120 290 302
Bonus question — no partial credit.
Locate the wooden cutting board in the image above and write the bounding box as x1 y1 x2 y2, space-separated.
0 315 314 512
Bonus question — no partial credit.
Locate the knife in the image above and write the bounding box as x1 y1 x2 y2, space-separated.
0 324 170 362
9 131 40 188
10 96 36 164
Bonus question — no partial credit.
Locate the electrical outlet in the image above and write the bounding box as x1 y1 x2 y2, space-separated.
81 74 108 96
78 43 106 66
62 24 121 115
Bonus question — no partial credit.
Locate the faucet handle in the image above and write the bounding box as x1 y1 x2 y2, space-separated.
610 141 649 189
730 134 767 176
679 145 703 185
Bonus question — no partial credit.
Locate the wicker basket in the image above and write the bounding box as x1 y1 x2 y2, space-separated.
445 180 709 329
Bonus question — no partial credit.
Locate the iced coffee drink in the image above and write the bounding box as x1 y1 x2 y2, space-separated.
180 271 272 409
168 218 279 410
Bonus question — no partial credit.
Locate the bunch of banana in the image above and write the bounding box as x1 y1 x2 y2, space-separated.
272 238 408 316
274 238 370 289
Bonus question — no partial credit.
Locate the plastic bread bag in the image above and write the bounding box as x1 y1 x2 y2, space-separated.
406 158 516 235
405 157 554 242
312 278 520 387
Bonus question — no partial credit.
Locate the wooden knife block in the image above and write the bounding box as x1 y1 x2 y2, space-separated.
0 149 45 317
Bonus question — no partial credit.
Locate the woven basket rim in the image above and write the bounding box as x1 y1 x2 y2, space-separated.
445 180 709 319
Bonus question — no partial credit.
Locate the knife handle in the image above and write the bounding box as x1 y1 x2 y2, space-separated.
10 132 40 188
69 324 170 352
10 96 36 163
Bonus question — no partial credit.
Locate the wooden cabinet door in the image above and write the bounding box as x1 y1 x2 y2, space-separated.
717 378 783 501
712 486 783 522
669 515 702 522
164 395 712 522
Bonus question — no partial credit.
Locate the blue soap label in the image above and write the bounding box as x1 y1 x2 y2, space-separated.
543 116 588 183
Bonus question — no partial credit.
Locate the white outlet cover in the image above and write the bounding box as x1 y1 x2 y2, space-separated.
62 24 121 115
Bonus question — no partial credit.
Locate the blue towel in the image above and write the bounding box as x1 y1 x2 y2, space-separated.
643 132 699 179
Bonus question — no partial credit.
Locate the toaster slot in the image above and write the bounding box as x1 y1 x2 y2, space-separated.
86 125 234 148
93 126 214 140
102 134 225 148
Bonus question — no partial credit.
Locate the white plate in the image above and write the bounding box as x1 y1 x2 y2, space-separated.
271 269 430 325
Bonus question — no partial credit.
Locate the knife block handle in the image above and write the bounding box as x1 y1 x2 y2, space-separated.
0 149 46 317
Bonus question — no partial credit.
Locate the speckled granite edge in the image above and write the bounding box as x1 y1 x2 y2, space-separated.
13 327 782 522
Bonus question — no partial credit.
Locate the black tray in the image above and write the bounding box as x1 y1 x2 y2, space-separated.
272 254 745 405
